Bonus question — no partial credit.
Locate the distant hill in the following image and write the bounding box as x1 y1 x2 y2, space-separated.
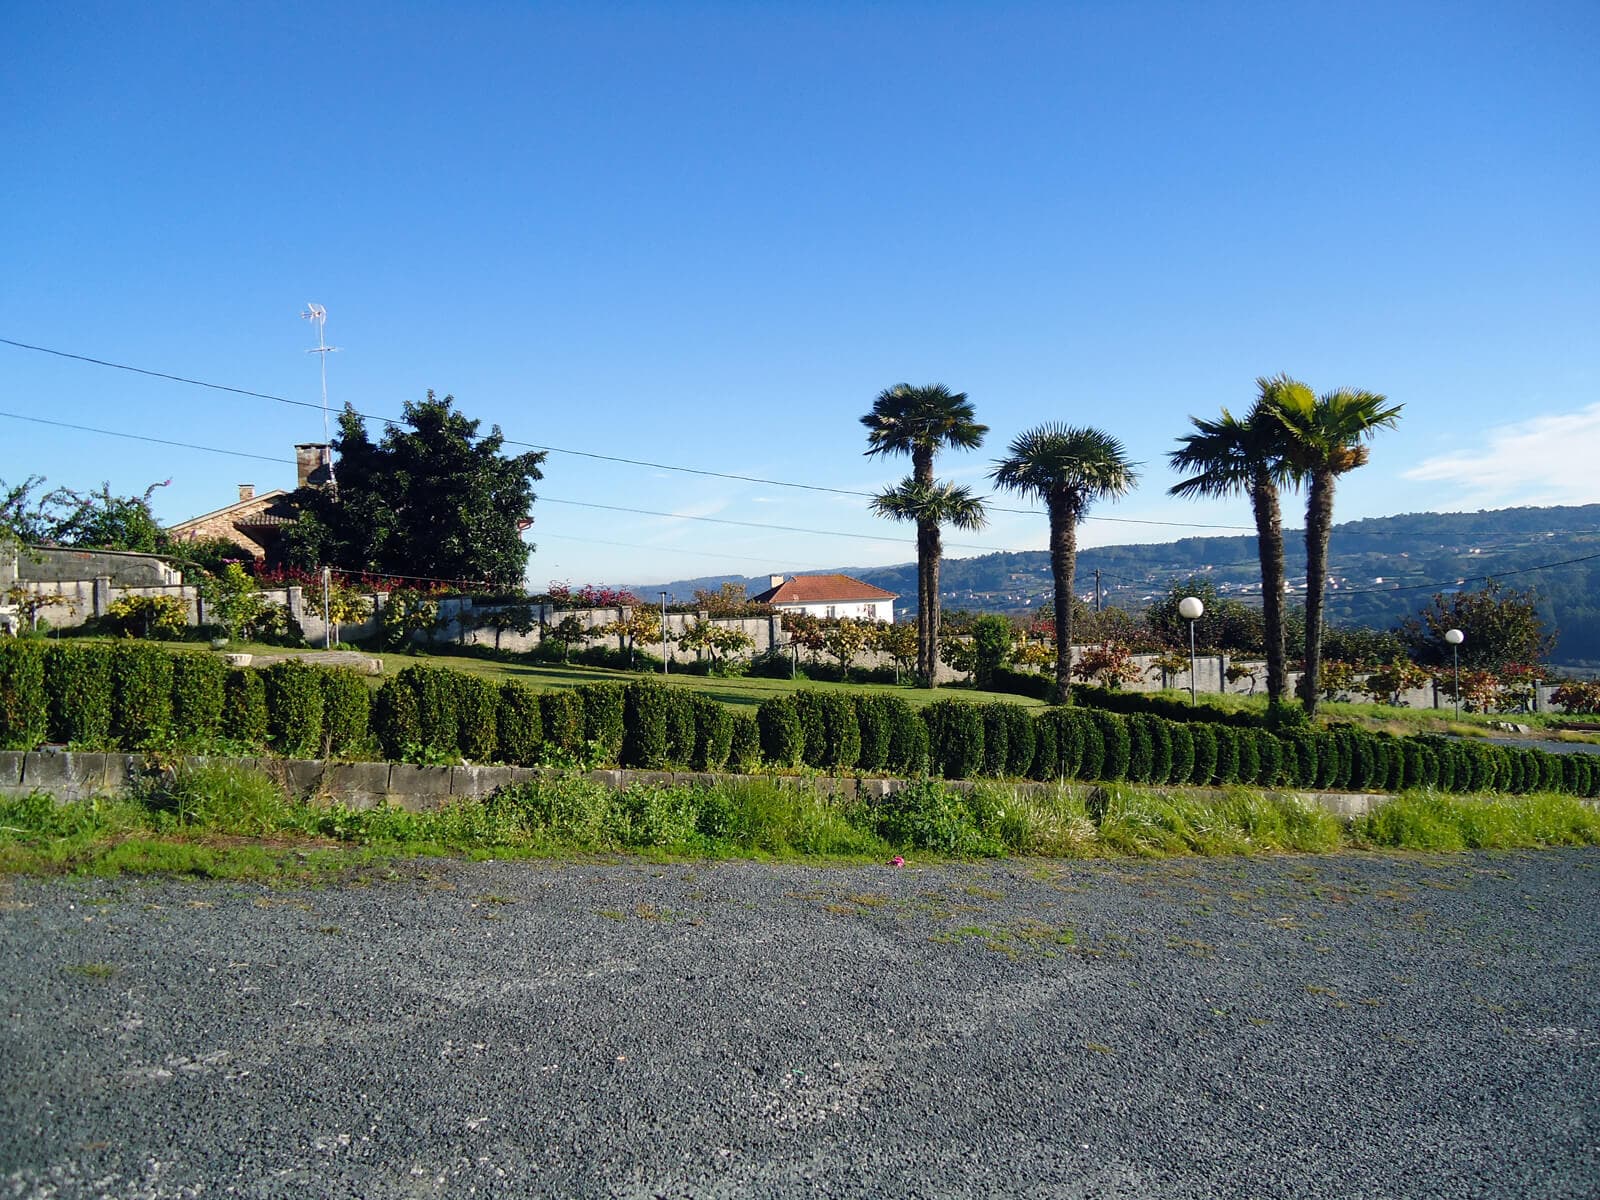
628 504 1600 665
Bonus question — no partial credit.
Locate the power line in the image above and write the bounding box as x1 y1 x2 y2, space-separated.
0 410 294 465
1 335 1263 531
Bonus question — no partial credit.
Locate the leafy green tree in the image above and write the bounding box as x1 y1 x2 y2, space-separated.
862 383 988 685
1399 582 1555 672
991 425 1138 703
1270 385 1403 716
285 394 546 592
544 614 589 663
870 478 988 683
2 476 173 554
968 614 1014 688
1168 377 1303 706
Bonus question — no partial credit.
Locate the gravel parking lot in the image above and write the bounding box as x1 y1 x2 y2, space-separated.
3 848 1598 1199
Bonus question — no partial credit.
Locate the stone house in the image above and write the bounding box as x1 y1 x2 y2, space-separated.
750 573 897 622
166 443 331 561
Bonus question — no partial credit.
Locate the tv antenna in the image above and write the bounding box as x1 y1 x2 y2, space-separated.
301 303 339 489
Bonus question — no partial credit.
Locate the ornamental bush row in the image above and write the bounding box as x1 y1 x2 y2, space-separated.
6 643 1600 798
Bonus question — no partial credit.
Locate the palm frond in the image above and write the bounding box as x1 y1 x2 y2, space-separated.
870 476 989 530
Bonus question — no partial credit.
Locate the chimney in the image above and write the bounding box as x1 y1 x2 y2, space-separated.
295 443 333 489
238 484 255 502
769 574 785 590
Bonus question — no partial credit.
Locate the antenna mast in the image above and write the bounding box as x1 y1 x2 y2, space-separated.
301 303 339 490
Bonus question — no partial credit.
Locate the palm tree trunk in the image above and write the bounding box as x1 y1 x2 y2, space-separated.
914 446 936 685
1050 493 1076 705
1251 469 1287 705
1301 470 1335 717
921 520 942 685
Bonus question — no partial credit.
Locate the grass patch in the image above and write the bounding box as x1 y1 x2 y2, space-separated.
1355 791 1600 851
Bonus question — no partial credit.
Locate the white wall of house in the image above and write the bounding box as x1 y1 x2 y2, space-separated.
775 599 894 622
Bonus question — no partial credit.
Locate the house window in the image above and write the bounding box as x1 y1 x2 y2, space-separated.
825 606 836 619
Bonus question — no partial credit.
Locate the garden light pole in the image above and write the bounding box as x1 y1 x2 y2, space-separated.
661 592 669 677
1178 595 1204 706
1445 628 1464 718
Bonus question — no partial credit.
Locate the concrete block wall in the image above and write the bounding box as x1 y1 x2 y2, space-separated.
0 748 1411 822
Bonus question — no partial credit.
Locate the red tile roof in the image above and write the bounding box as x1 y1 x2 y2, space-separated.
751 574 897 605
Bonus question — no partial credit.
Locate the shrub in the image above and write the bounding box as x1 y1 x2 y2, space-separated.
496 682 544 766
263 660 324 758
1167 723 1196 786
1329 728 1358 790
856 696 894 774
989 665 1053 701
757 696 804 769
664 689 698 768
1188 723 1217 786
541 689 585 757
575 683 624 766
1069 709 1104 782
44 642 114 747
870 778 1000 855
104 594 188 640
222 668 269 748
692 697 734 771
169 652 227 741
310 668 367 759
1125 714 1156 783
1252 729 1282 787
884 698 928 776
373 676 421 759
729 712 761 773
623 681 671 768
1234 726 1261 786
1278 731 1316 789
451 674 500 763
1002 704 1036 778
819 694 861 771
980 704 1011 778
793 692 829 769
396 667 459 759
1088 711 1130 783
0 639 47 751
1210 725 1240 786
922 700 985 780
111 641 173 746
1030 711 1060 781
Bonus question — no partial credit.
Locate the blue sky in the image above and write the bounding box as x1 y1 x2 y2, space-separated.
4 1 1596 592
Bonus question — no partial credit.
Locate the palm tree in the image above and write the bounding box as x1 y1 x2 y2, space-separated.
862 383 988 684
990 425 1138 704
869 478 988 682
1167 376 1308 708
1269 386 1403 717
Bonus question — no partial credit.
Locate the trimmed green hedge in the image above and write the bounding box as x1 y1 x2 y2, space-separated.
11 642 1600 805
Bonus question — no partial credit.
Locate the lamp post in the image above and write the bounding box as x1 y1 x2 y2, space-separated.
1444 628 1464 718
1177 596 1204 706
661 593 670 677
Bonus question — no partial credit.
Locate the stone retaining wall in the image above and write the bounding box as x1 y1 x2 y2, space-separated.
0 749 1392 818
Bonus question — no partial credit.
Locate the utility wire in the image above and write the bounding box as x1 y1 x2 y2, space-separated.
1 335 1261 531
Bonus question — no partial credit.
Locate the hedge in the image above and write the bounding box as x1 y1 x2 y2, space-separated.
264 661 324 759
171 652 227 741
12 641 1600 804
223 668 270 748
0 640 47 751
44 642 114 747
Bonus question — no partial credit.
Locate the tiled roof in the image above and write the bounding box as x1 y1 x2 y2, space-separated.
167 489 291 533
751 574 897 605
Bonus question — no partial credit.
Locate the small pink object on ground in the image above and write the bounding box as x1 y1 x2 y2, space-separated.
888 856 905 868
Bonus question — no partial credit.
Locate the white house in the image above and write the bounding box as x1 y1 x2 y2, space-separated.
751 574 897 622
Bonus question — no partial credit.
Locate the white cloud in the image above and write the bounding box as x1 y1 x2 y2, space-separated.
1403 403 1600 507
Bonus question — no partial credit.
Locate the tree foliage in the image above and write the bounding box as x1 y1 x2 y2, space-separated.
1400 582 1555 672
284 394 546 592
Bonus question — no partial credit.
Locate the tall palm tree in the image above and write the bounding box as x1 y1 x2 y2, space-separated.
862 383 988 684
1167 376 1308 708
990 425 1138 704
869 478 988 682
1269 386 1403 717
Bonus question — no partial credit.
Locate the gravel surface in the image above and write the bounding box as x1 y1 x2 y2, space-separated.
3 849 1598 1200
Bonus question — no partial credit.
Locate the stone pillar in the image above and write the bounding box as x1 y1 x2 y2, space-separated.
286 585 304 625
93 576 111 618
